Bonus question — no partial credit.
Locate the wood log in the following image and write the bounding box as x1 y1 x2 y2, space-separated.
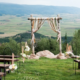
12 53 14 64
28 17 62 20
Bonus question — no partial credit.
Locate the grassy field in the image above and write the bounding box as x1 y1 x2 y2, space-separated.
4 57 80 80
0 14 80 38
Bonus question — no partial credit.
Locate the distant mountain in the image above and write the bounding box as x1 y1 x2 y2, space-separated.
0 3 80 16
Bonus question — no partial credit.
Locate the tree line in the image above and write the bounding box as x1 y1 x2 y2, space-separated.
0 29 80 55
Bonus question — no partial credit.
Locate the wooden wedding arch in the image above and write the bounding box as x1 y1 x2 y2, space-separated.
28 15 62 55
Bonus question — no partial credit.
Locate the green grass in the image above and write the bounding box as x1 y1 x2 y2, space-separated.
4 57 80 80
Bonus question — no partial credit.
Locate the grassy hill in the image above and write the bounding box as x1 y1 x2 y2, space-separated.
0 31 73 43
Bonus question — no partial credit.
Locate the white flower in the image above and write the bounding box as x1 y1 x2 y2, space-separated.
20 53 26 58
22 54 26 57
25 46 30 51
9 64 17 70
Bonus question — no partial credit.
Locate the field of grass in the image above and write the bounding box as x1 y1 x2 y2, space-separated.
0 14 80 38
3 57 80 80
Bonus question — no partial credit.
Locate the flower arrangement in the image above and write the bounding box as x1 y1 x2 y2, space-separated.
9 64 17 71
20 53 26 58
25 45 30 51
20 42 30 62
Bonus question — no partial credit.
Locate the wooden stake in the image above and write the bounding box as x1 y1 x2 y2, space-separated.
57 16 62 55
22 46 24 53
12 53 14 64
25 42 27 47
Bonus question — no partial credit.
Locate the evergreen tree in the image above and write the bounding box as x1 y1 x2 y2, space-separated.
71 30 80 55
62 32 67 52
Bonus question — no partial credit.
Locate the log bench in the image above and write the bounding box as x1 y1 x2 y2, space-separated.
0 64 10 73
0 72 6 80
0 58 18 63
0 72 5 77
0 55 19 80
74 59 80 69
0 55 19 58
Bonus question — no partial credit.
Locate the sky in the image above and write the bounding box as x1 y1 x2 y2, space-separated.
0 0 80 8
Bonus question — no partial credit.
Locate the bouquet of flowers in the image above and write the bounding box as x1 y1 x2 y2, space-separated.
25 45 30 51
20 53 26 58
9 64 17 72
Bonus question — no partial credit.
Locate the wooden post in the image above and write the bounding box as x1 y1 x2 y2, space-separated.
21 46 25 62
31 15 35 54
57 15 62 55
25 42 27 47
12 53 14 64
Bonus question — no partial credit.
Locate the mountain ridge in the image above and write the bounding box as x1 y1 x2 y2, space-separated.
0 3 80 16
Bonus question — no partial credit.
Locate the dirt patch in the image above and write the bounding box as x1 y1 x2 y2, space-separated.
0 33 16 38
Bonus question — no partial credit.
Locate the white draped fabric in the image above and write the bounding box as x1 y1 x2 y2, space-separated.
30 17 62 54
31 19 45 54
48 18 61 42
48 18 62 54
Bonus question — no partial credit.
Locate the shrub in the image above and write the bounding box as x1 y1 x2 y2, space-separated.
0 38 20 55
71 30 80 55
35 38 59 55
62 33 67 52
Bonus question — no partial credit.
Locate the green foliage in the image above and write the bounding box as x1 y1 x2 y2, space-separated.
71 29 80 55
35 38 59 54
24 41 32 55
62 32 68 52
0 38 20 55
24 50 32 55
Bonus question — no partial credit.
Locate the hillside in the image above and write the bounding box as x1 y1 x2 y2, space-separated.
0 3 80 16
0 31 72 43
0 14 79 43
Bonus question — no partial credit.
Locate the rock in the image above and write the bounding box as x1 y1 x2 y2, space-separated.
65 51 75 58
36 50 56 59
57 53 67 59
65 51 74 56
36 51 46 57
26 55 30 59
29 54 40 59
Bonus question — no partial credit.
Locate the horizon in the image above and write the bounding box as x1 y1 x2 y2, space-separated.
0 2 80 9
0 0 80 8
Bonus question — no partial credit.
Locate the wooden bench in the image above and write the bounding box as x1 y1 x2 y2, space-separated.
0 58 18 63
0 72 6 80
0 64 10 73
74 59 80 69
0 54 19 80
0 55 19 58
